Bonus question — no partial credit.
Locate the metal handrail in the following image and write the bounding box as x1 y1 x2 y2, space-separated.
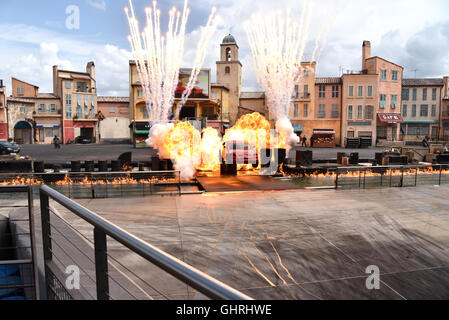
39 185 252 300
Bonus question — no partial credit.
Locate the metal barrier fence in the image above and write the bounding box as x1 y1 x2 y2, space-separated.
335 165 449 190
39 185 252 300
0 186 39 300
0 171 184 200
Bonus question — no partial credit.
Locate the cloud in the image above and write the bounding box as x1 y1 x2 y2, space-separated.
86 0 107 11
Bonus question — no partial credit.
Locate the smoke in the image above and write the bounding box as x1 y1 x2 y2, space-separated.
276 117 300 150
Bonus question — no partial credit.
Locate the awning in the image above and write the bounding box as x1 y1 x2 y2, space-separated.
36 124 60 128
313 129 335 135
135 130 149 135
378 113 404 124
293 124 303 132
403 120 439 124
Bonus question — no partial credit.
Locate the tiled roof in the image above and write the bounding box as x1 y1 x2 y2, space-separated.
403 78 444 87
36 93 58 99
240 92 265 99
97 96 130 103
315 77 342 84
7 97 35 104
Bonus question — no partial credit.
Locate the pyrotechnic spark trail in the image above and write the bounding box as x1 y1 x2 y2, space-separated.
125 0 217 123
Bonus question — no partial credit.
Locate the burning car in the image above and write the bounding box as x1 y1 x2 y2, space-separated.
223 140 259 168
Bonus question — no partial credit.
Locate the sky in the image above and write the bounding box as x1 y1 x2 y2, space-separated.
0 0 449 97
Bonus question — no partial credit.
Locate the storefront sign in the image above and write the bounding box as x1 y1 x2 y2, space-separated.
378 113 404 124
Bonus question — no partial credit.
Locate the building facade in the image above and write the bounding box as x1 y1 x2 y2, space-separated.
53 62 98 144
442 77 449 141
313 77 342 146
401 79 443 141
0 80 7 141
9 78 62 144
97 96 130 143
341 41 404 146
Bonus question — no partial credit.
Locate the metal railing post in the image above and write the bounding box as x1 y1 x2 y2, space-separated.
401 167 404 188
415 166 418 187
439 165 442 186
40 192 52 261
335 169 339 189
27 186 40 300
389 168 393 188
93 227 110 300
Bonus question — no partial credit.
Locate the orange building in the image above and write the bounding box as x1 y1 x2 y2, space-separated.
341 41 404 146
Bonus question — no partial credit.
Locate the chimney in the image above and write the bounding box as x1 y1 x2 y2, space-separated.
53 65 59 96
362 41 371 71
87 61 96 80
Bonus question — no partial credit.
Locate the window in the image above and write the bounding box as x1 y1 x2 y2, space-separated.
391 95 398 109
357 105 363 120
50 104 57 113
367 86 373 97
318 104 326 118
76 106 82 118
294 104 299 118
225 66 230 74
402 88 409 101
140 107 149 119
348 105 353 120
76 82 88 93
77 95 81 106
38 104 46 113
18 88 24 95
211 91 218 100
331 104 339 118
365 105 374 120
304 85 309 95
45 128 57 138
358 86 363 97
431 104 436 117
423 88 427 101
407 124 429 136
403 104 408 117
66 106 72 118
110 106 116 113
348 86 354 97
84 95 89 107
420 104 428 117
432 88 437 101
319 85 326 98
20 106 26 114
304 69 309 77
332 85 339 98
91 107 95 118
65 82 71 89
137 89 143 99
412 88 417 101
412 104 417 117
381 70 387 80
226 48 231 61
303 104 308 118
294 85 299 98
380 94 387 109
91 96 95 107
392 70 398 81
66 94 72 106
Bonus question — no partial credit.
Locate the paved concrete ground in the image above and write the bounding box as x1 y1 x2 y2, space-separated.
19 144 385 163
47 185 449 300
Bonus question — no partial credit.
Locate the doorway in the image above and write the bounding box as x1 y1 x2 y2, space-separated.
14 121 32 144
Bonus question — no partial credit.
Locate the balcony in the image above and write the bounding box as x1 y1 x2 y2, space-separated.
292 92 311 101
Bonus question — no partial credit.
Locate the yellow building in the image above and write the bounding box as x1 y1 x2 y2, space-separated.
129 62 230 147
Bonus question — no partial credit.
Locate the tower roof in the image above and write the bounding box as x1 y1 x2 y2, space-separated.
222 34 236 45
